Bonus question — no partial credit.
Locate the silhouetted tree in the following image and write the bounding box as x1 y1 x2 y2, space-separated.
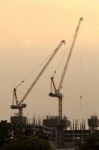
0 121 13 148
0 120 51 150
1 135 51 150
78 133 99 150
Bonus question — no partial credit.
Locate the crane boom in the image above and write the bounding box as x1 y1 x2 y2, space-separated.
58 17 83 91
19 40 65 106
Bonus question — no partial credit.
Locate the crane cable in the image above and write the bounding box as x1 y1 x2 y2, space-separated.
15 50 55 89
51 46 68 79
50 46 68 93
13 52 53 105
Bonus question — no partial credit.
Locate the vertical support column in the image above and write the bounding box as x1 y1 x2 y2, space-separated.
59 97 62 118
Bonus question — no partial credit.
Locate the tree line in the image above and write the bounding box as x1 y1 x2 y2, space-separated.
0 120 51 150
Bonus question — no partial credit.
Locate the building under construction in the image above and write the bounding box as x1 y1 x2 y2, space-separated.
43 116 70 128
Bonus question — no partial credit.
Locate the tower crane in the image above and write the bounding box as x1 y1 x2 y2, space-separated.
49 17 83 118
11 40 65 117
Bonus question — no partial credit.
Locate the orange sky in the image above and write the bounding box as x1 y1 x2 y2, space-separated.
0 0 99 122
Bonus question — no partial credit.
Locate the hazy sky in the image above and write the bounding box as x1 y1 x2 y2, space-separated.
0 0 99 122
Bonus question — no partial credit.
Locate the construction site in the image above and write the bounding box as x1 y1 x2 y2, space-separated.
7 17 99 149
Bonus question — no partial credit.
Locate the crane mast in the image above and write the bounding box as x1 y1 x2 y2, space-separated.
49 17 83 118
11 40 65 117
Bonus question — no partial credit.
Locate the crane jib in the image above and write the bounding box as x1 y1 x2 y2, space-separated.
58 17 83 91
